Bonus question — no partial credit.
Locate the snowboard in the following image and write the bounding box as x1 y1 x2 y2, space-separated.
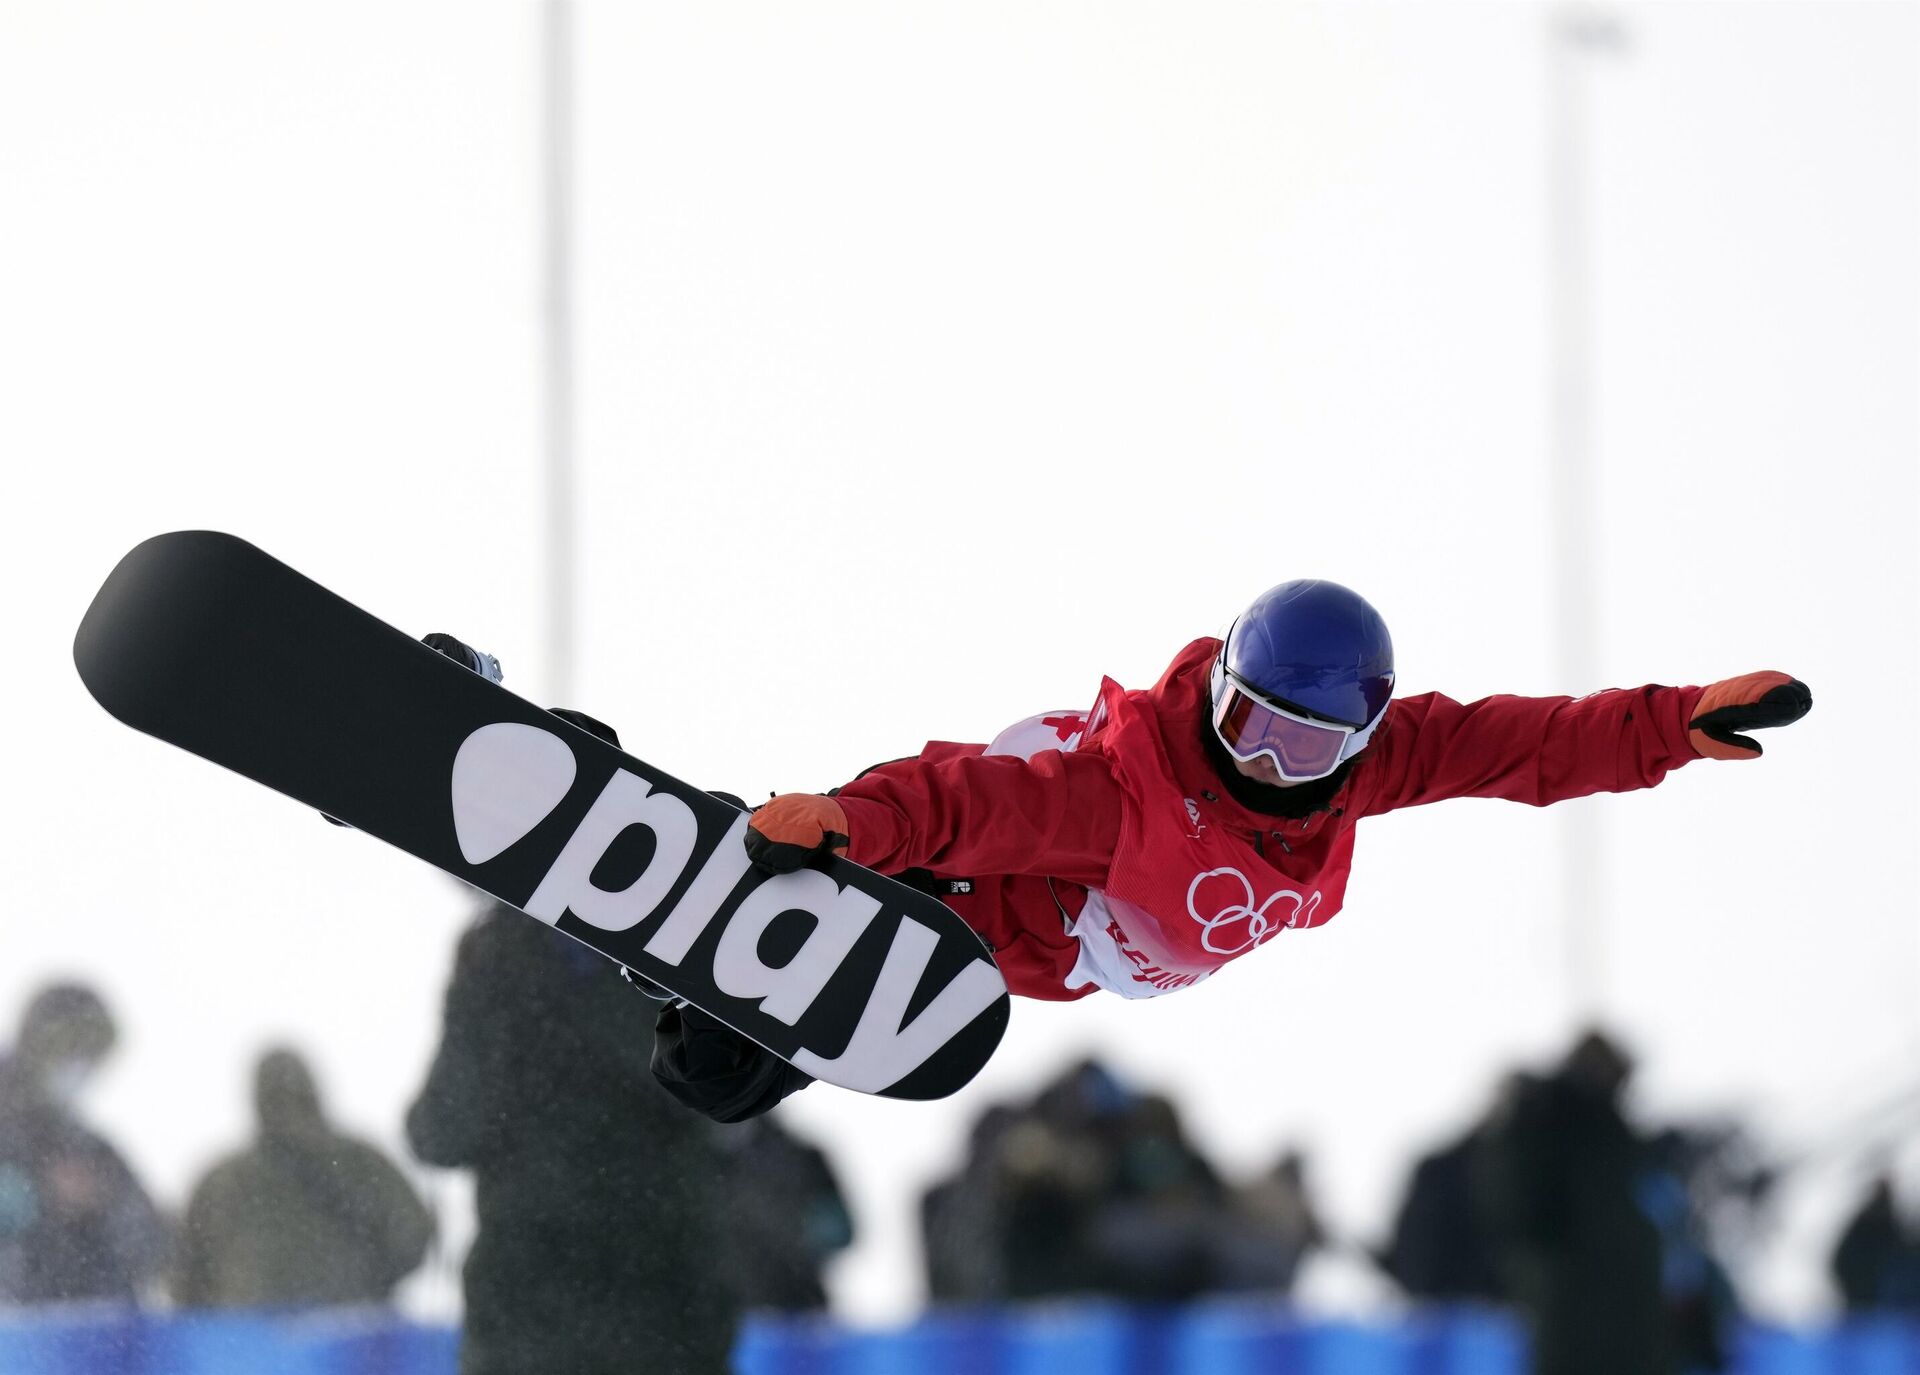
73 531 1009 1100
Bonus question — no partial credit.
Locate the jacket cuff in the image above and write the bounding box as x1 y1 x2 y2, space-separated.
835 793 907 871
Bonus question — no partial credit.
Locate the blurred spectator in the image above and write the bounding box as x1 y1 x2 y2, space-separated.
1380 1077 1518 1305
719 1113 852 1313
1210 1148 1326 1296
407 904 739 1375
0 983 166 1305
1639 1128 1739 1375
994 1058 1137 1301
1087 1091 1227 1303
921 1104 1017 1303
991 1103 1109 1300
917 1059 1138 1304
174 1047 431 1308
1478 1029 1671 1375
1832 1173 1920 1313
925 1059 1307 1306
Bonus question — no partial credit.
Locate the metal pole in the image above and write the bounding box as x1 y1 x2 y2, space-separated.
542 0 577 704
1548 7 1624 1019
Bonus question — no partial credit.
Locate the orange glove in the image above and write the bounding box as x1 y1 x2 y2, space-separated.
1689 672 1812 760
745 793 850 873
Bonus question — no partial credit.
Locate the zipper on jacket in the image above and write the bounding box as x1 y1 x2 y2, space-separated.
1250 828 1292 857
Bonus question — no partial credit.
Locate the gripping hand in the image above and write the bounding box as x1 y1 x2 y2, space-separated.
1688 672 1812 760
746 794 850 874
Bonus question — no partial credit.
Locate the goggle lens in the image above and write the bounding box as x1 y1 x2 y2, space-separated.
1213 680 1352 780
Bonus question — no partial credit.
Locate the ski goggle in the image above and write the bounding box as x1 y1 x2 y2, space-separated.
1210 664 1367 783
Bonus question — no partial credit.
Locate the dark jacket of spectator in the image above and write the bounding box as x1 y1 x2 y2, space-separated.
1386 1129 1506 1303
720 1114 852 1312
1084 1091 1228 1303
407 906 738 1375
1480 1032 1671 1375
1211 1149 1326 1297
1383 1082 1520 1306
0 984 166 1305
921 1106 1017 1304
1638 1129 1738 1375
924 1061 1256 1306
175 1048 431 1307
995 1060 1138 1302
1833 1175 1920 1313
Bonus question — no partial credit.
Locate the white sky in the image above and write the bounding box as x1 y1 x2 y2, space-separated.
1 0 1914 1328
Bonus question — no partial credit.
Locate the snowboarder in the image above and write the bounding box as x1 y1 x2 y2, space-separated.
633 578 1810 1121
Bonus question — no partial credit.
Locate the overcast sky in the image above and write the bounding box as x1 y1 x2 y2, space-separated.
2 0 1914 1326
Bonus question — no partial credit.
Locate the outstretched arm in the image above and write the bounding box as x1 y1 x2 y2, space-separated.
1356 673 1809 817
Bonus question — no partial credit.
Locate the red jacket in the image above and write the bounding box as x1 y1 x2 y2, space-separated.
836 638 1706 1000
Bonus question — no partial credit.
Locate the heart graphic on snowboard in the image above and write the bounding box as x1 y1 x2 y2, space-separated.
451 722 578 864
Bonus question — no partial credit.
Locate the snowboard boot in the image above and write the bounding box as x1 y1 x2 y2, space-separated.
621 965 676 1001
421 631 503 684
419 639 622 751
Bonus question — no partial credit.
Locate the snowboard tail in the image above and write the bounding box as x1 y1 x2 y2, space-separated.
75 532 1010 1101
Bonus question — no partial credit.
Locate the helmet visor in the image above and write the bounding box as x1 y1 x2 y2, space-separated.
1212 676 1355 781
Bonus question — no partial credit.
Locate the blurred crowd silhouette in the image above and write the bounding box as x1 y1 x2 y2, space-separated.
1378 1031 1742 1375
920 1058 1323 1307
0 911 854 1374
5 929 1920 1375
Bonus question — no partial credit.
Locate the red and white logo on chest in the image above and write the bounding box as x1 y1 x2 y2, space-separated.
1186 867 1323 955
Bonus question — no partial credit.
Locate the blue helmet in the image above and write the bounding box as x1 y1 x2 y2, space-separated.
1212 581 1394 775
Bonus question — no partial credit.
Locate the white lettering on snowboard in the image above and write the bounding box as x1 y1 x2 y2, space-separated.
711 872 882 1024
451 721 1004 1092
522 770 699 932
642 811 753 962
790 921 1006 1093
451 722 579 865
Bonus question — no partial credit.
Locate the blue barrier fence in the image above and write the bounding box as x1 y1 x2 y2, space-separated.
733 1303 1527 1375
3 1304 1919 1374
0 1309 457 1375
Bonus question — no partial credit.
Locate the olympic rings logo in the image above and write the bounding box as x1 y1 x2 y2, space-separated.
1185 867 1322 956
